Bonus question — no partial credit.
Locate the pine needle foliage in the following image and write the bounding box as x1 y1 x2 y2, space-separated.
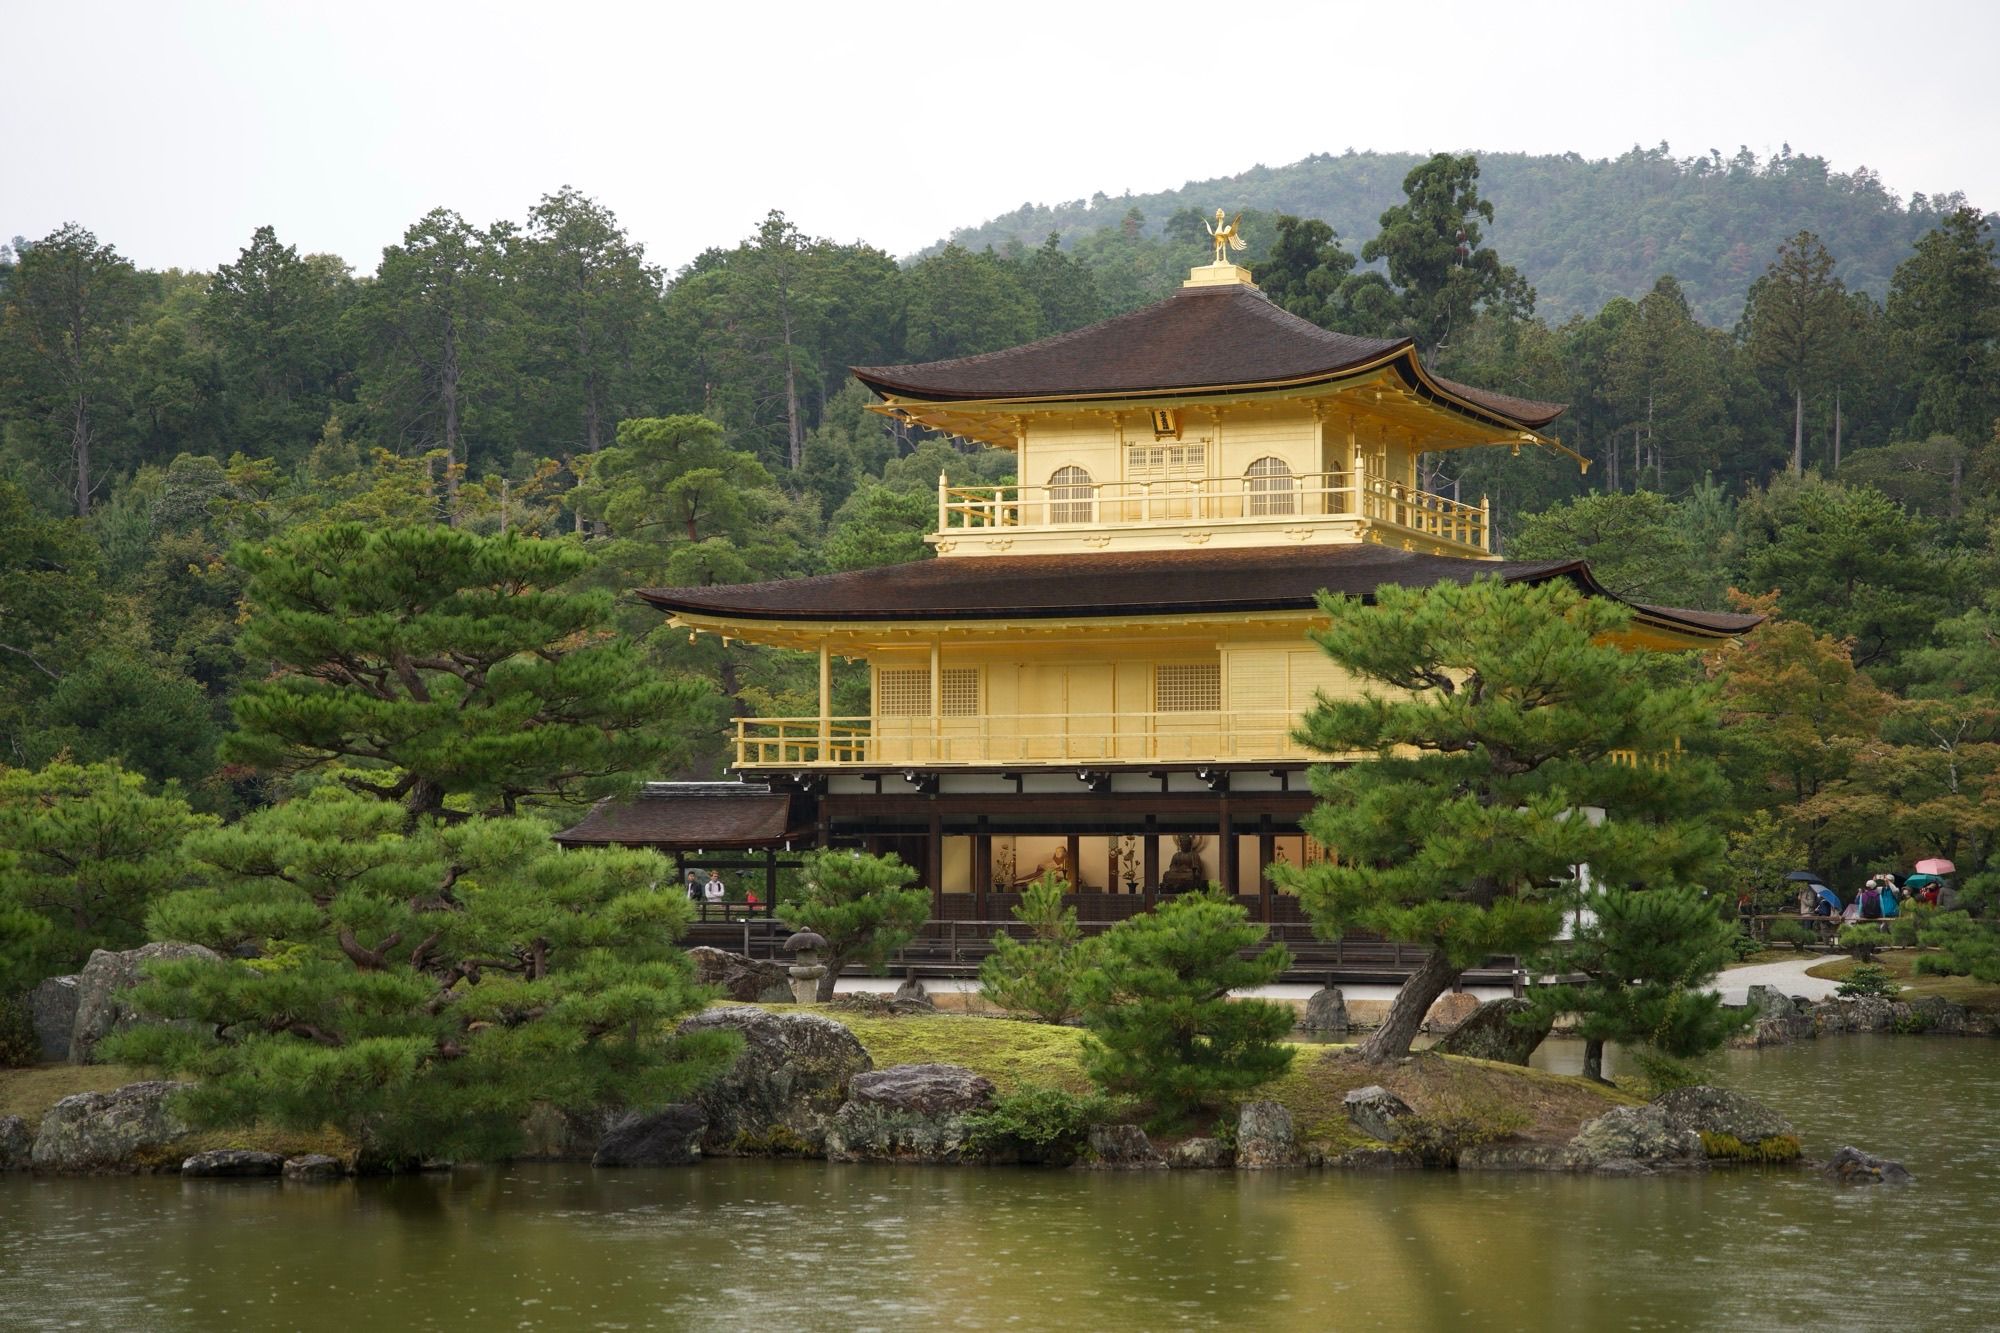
1277 577 1728 1061
783 849 931 1001
102 787 737 1164
1077 888 1293 1127
0 759 214 991
223 523 710 818
979 872 1100 1024
1523 884 1749 1081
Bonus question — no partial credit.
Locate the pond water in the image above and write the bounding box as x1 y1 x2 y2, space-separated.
3 1036 1996 1331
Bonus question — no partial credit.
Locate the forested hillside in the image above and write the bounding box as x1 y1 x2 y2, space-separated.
1 156 1998 903
940 145 1982 325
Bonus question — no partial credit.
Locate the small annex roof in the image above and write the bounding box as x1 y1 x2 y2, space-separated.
852 282 1566 432
637 546 1761 640
552 782 801 850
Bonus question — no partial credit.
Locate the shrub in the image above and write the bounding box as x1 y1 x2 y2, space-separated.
1077 889 1294 1127
1699 1130 1803 1163
978 873 1099 1024
1836 963 1898 998
1836 923 1890 961
0 995 39 1069
1729 929 1764 962
1767 920 1817 952
1889 900 1935 947
963 1085 1116 1165
1625 1048 1702 1095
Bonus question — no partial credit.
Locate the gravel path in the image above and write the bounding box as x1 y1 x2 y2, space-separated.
1710 954 1849 1005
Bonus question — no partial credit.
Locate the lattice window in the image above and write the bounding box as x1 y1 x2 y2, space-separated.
876 666 980 717
877 668 929 716
1246 455 1296 516
1048 466 1094 524
939 668 979 717
1126 442 1206 478
1155 662 1221 712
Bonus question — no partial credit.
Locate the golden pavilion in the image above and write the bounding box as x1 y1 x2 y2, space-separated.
556 247 1757 928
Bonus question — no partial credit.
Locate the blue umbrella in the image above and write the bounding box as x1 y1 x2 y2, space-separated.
1813 884 1843 912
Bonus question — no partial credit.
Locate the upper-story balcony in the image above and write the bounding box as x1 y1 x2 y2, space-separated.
930 469 1490 558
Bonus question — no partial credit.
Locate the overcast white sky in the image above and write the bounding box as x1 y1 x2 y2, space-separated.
5 0 1995 275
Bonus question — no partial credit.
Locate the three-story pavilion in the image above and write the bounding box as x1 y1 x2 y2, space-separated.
557 249 1758 926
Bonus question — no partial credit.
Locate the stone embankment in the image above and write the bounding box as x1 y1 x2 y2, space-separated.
1733 985 1998 1046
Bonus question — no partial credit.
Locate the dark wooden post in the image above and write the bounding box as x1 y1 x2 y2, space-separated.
1065 834 1082 893
927 806 944 915
1219 798 1237 895
973 816 991 920
1143 815 1159 907
1256 828 1275 922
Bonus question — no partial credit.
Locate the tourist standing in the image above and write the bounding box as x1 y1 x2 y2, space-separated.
704 870 727 906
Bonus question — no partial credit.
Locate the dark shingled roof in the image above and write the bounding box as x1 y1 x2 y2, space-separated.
553 784 799 849
852 283 1566 430
639 546 1762 638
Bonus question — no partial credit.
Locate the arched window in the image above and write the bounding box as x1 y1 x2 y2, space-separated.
1048 465 1094 525
1245 456 1295 516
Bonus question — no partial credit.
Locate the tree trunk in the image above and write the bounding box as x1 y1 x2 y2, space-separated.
1582 1037 1606 1083
1833 387 1843 472
1356 946 1460 1062
71 392 91 518
405 776 446 821
1800 384 1816 478
441 317 462 524
784 354 803 472
814 960 842 1003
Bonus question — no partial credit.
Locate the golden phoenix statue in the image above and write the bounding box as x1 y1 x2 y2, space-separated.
1205 209 1247 265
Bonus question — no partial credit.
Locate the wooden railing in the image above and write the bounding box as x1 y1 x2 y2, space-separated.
737 709 1317 767
936 470 1489 552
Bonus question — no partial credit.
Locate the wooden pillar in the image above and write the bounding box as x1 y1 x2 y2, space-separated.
817 640 831 761
764 846 778 905
1107 840 1121 895
926 806 944 916
1257 827 1275 924
1065 834 1082 892
973 817 991 920
1143 815 1159 907
929 636 942 760
1219 798 1237 896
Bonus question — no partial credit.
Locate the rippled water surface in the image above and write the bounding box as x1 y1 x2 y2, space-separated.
2 1037 1995 1331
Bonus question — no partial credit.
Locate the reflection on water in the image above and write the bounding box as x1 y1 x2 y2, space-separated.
2 1037 1995 1332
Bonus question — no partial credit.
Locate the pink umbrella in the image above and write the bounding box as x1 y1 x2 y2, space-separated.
1915 857 1956 875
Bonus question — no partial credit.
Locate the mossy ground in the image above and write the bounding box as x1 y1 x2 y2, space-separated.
808 1008 1634 1153
1807 952 2000 1013
0 1062 352 1163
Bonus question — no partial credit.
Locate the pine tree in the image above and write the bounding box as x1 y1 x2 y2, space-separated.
1743 232 1846 475
1887 207 2000 448
784 849 931 1001
1076 888 1293 1127
1280 577 1727 1062
223 522 709 819
1523 884 1748 1082
105 787 738 1164
1362 153 1534 355
978 872 1100 1024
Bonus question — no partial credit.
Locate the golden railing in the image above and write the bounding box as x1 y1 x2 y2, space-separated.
736 710 1315 768
936 470 1489 552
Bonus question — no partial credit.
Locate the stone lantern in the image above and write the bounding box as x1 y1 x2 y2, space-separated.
784 929 828 1005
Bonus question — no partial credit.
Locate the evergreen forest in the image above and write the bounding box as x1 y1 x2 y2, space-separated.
3 146 2000 973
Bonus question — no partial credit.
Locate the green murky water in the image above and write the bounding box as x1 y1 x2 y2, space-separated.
2 1037 1995 1331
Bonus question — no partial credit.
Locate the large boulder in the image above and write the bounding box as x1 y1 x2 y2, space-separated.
1652 1086 1800 1163
181 1149 285 1178
70 942 223 1064
1822 1145 1913 1185
1235 1100 1296 1168
28 974 80 1061
677 1006 871 1155
282 1154 345 1182
825 1063 995 1164
1167 1137 1231 1169
1084 1123 1164 1169
1343 1085 1418 1143
685 947 793 1004
515 1103 621 1162
1744 985 1798 1021
1299 985 1348 1037
1892 997 1970 1035
1566 1104 1705 1174
0 1114 32 1171
1430 998 1551 1065
1421 991 1481 1034
592 1104 707 1167
31 1080 198 1173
